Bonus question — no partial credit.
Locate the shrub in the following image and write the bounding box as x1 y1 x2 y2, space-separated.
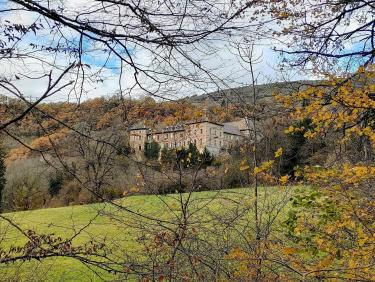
56 180 82 206
222 159 250 188
3 159 49 211
48 172 64 197
160 146 175 165
201 147 214 168
144 141 160 160
142 169 222 195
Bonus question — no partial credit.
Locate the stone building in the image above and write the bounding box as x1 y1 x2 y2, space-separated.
129 118 252 156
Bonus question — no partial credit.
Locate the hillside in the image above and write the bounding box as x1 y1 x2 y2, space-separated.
185 80 321 106
0 186 296 281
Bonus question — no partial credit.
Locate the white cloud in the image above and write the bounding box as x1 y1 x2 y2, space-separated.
0 0 315 103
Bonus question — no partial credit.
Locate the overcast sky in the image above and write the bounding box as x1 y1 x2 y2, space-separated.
0 0 313 102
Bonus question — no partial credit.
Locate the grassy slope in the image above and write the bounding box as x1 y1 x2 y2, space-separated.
0 187 297 281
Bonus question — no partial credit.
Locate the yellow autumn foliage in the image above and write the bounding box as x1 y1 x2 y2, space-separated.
273 65 375 281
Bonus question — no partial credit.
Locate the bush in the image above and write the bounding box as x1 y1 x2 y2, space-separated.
3 159 49 211
48 172 64 197
201 147 214 168
160 146 175 165
55 180 82 206
280 119 313 177
223 161 250 188
142 169 222 195
144 141 160 160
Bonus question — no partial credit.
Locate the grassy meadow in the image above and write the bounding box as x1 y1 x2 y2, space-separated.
0 186 299 281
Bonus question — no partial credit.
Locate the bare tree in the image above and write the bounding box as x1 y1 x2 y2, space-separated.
0 1 275 279
267 0 375 70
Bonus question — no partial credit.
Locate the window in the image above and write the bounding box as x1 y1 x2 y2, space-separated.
180 133 183 138
157 135 159 140
139 145 142 151
200 129 203 134
200 139 202 145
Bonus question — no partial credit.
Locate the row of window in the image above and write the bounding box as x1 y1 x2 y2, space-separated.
131 135 143 141
132 131 241 144
136 139 240 152
225 134 240 140
210 129 223 137
164 139 202 149
154 129 206 140
162 139 230 149
155 132 185 140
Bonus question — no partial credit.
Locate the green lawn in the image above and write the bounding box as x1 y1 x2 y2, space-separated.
0 186 298 281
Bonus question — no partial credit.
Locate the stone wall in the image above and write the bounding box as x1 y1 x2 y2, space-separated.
129 129 148 154
152 130 186 149
129 120 248 156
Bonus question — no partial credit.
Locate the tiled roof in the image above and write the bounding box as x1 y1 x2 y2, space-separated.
130 119 244 135
223 123 242 136
186 120 223 127
154 124 185 134
129 125 149 131
223 118 252 131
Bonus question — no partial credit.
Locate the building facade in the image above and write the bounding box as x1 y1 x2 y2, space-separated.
129 118 252 156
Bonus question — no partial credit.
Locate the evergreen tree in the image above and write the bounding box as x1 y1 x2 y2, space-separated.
176 147 188 165
160 146 175 165
201 147 214 167
48 172 64 197
280 119 312 177
187 143 200 166
0 144 6 212
144 141 160 160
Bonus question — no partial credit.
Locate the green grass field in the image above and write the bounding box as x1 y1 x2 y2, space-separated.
0 186 298 281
